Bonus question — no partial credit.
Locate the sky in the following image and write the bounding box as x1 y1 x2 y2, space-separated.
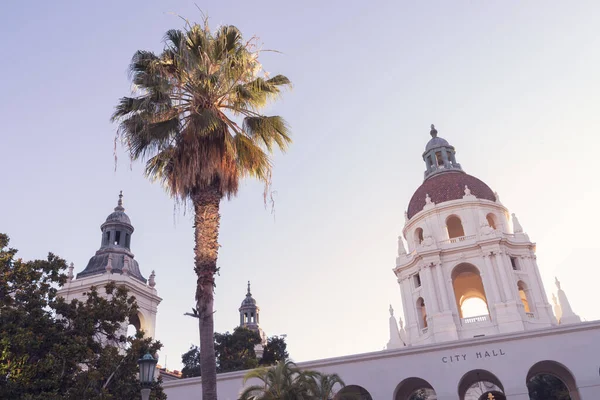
2 1 600 371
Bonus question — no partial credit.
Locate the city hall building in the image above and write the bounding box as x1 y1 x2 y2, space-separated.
59 127 600 399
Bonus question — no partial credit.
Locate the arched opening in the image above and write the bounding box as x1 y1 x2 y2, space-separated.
335 384 373 400
446 215 465 239
486 213 498 230
458 370 505 400
526 360 580 400
452 264 490 322
415 228 424 245
394 377 437 400
416 297 427 331
517 281 534 315
461 297 489 318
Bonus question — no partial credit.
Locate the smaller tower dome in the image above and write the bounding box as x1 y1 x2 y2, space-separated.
239 281 260 329
103 191 132 226
77 192 146 283
422 124 463 180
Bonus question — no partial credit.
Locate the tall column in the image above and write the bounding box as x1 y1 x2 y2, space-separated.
501 252 520 299
434 262 449 311
494 252 513 301
423 265 439 314
483 253 501 303
400 278 418 330
441 149 450 168
521 256 542 304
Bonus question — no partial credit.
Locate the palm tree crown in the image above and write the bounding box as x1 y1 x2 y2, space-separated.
112 20 291 199
240 360 345 400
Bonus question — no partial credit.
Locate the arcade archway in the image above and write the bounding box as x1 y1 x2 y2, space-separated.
458 369 505 400
335 384 373 400
526 360 579 400
394 377 437 400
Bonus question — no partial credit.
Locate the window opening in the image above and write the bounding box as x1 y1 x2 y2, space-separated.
414 273 422 288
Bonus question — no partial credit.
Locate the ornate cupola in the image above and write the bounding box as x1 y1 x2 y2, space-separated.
422 124 462 180
239 281 260 329
77 191 146 283
239 282 267 344
57 192 161 338
391 126 560 347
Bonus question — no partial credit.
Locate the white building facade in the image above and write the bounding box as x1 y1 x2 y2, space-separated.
62 129 598 399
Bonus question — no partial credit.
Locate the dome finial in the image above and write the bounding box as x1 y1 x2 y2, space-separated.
247 280 251 295
115 191 125 212
430 124 438 138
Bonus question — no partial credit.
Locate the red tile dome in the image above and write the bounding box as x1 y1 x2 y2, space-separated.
407 171 496 219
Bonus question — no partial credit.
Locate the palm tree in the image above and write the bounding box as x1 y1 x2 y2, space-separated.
240 360 310 400
111 17 291 400
307 372 345 400
239 360 346 400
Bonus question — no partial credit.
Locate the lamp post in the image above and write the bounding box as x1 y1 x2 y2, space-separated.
138 352 158 400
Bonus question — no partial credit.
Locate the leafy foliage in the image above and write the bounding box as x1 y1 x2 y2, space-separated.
527 374 571 400
239 359 345 400
0 233 165 399
181 327 289 377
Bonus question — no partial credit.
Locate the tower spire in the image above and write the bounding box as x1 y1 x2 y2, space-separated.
115 191 125 212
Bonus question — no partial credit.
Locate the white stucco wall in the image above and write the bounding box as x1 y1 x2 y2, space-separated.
162 321 600 399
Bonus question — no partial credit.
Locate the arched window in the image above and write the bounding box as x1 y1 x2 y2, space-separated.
415 228 424 245
452 264 490 321
518 281 532 314
461 297 489 318
486 213 497 230
446 215 465 239
416 298 427 330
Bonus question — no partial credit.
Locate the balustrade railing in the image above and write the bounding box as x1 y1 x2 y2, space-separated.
461 314 490 324
439 235 476 245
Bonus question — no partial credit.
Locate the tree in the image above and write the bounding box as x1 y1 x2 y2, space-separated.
112 15 292 400
239 359 345 400
0 233 166 399
527 374 571 400
181 328 288 377
260 336 289 366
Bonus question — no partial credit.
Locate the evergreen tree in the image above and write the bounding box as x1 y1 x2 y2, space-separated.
0 233 166 399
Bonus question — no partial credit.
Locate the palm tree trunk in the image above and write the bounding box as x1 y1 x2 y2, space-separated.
192 186 222 400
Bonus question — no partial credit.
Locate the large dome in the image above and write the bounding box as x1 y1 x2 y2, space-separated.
407 171 496 219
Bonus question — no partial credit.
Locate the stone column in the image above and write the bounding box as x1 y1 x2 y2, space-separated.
501 252 520 299
449 151 457 165
520 256 539 302
434 262 450 311
423 265 439 314
400 278 418 331
483 253 501 303
494 252 513 301
441 149 450 168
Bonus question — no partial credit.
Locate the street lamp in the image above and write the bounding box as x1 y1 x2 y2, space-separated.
138 352 158 400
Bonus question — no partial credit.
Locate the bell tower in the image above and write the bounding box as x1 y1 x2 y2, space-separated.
393 126 563 346
239 281 266 345
57 192 161 338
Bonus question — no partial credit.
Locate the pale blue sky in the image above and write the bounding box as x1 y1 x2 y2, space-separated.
2 1 600 371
